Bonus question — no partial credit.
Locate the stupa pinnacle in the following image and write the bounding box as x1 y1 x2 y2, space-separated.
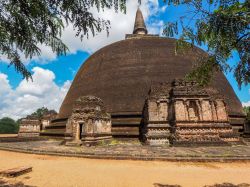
133 8 148 35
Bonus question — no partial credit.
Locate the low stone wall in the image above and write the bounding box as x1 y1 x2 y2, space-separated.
18 119 40 137
0 140 250 162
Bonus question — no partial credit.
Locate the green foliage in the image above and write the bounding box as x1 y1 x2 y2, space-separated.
243 106 250 120
163 0 250 87
0 117 19 134
0 0 126 80
29 107 56 119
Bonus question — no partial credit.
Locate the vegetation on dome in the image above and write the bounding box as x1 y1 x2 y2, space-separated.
163 0 249 88
244 106 250 120
28 107 57 119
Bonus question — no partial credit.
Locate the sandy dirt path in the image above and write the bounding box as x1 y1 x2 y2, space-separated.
0 134 17 138
0 150 250 187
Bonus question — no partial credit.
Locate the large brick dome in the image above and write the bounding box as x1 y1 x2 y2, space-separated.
58 36 244 119
43 8 245 139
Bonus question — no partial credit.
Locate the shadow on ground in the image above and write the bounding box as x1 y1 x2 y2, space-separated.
154 184 181 187
0 178 35 187
154 183 250 187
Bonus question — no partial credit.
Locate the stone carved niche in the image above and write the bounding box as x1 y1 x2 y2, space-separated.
18 117 41 137
65 96 112 146
142 80 240 146
187 100 200 121
141 83 171 145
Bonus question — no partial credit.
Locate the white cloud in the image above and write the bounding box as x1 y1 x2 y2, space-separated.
0 0 166 63
61 0 163 53
242 89 250 107
0 1 168 119
0 73 12 95
0 67 71 120
0 44 57 65
160 5 168 12
243 101 250 107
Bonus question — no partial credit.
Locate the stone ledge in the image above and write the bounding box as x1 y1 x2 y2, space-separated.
1 141 250 162
0 137 45 143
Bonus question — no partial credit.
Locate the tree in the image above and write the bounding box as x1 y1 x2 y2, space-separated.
163 0 249 87
0 0 126 80
29 107 56 119
244 106 250 120
2 0 249 87
0 117 19 134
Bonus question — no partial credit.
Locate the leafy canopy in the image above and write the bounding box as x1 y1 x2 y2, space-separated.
244 106 250 120
1 0 249 87
163 0 249 87
0 0 126 80
29 107 57 119
0 117 19 134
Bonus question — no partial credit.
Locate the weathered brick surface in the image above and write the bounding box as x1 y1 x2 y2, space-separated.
201 100 213 121
175 100 188 121
18 118 40 137
65 96 112 146
142 80 240 146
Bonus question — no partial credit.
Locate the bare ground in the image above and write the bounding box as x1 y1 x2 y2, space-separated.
0 134 17 138
0 150 250 187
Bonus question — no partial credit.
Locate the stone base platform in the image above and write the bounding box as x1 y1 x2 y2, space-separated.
1 139 250 162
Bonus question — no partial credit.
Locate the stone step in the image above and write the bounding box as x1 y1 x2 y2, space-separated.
112 119 141 126
112 131 139 136
65 141 82 147
112 117 141 122
42 128 65 133
176 132 234 136
112 122 140 126
172 140 230 146
112 126 138 132
111 116 141 137
40 131 65 137
176 124 232 128
46 120 66 127
45 124 66 129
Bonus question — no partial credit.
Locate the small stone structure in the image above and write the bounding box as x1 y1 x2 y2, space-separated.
142 80 239 146
18 117 40 137
65 96 112 146
244 114 250 137
18 110 58 137
41 111 57 130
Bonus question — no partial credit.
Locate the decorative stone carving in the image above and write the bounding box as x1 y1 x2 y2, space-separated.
65 96 112 146
175 100 188 121
142 80 240 146
215 100 228 121
201 100 213 121
18 117 40 137
141 83 171 145
171 80 239 145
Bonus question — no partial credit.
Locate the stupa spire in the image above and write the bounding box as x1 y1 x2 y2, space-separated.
133 8 148 35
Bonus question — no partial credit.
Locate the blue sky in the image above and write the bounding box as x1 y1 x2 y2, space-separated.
0 0 249 119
